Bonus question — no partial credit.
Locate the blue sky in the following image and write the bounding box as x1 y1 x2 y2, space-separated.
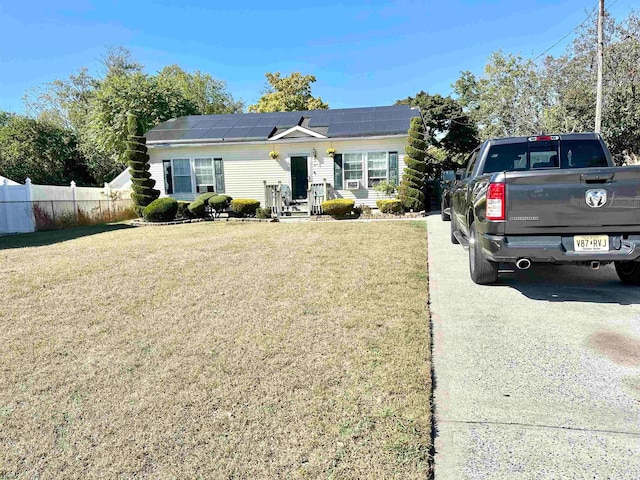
0 0 635 113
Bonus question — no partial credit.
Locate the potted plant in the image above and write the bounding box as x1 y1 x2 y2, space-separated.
269 150 279 159
326 147 336 158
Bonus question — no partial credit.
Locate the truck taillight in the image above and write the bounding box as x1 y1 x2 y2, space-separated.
486 182 505 221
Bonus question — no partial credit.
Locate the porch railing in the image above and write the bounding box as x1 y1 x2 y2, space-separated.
263 181 283 217
307 178 330 216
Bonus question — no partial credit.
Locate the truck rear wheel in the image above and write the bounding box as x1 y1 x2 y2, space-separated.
469 223 498 285
614 261 640 285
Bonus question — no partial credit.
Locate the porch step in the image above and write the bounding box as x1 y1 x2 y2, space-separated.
281 210 309 218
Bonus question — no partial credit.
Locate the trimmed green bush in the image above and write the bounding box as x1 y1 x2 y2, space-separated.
176 201 194 219
376 199 404 214
188 198 207 218
255 207 272 219
187 192 217 218
208 194 232 216
143 198 179 222
231 199 261 217
321 199 355 217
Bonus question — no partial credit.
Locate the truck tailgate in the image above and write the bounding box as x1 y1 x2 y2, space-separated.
504 166 640 234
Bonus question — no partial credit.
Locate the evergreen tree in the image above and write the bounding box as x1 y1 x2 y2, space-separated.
398 117 427 211
126 114 159 216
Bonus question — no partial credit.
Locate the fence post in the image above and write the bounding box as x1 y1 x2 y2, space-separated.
104 182 112 220
25 177 35 232
1 178 8 233
70 180 78 222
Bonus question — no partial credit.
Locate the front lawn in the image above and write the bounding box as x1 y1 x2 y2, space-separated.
0 221 430 478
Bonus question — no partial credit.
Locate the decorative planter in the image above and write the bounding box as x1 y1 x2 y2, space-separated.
326 148 336 158
269 150 279 160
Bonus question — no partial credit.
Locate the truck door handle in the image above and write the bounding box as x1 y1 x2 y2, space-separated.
580 172 614 184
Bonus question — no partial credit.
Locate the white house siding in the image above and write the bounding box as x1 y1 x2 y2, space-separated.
147 135 408 208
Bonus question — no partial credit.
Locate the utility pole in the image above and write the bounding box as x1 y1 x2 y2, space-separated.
595 0 604 133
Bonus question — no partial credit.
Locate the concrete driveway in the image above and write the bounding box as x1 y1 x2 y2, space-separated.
428 216 640 479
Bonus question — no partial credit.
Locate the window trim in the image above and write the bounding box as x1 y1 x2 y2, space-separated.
194 157 215 193
338 151 392 189
170 157 194 194
164 157 225 195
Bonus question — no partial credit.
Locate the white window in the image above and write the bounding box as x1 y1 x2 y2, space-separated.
341 152 390 188
172 158 192 193
367 152 388 187
343 153 364 183
194 158 215 193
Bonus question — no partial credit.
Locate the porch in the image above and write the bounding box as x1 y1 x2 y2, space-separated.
263 179 331 217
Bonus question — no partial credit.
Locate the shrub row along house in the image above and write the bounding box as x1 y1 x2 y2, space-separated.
114 105 420 215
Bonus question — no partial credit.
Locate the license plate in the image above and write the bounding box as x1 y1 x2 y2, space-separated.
574 235 609 252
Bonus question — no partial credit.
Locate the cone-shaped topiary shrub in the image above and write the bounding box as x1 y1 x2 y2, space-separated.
321 199 355 217
127 114 159 216
398 117 427 211
143 198 179 222
231 199 260 217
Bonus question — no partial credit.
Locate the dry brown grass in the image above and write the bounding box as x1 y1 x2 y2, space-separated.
0 221 430 479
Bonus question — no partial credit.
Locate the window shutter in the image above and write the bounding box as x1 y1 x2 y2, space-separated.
214 158 225 193
163 160 173 194
333 154 343 190
389 152 398 185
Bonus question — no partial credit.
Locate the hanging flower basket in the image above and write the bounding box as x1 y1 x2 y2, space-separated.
326 147 336 158
269 150 280 160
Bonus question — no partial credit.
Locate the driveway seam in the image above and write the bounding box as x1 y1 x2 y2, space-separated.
437 419 640 437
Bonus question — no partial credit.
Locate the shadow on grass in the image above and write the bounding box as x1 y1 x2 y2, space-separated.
0 223 135 250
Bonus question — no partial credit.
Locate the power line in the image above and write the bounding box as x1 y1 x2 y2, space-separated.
533 7 597 60
533 0 625 61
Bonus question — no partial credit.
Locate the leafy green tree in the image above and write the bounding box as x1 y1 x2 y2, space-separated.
453 51 547 140
248 72 329 112
22 47 244 183
398 117 427 211
397 91 477 176
157 65 244 114
126 114 159 216
84 72 198 182
0 114 92 185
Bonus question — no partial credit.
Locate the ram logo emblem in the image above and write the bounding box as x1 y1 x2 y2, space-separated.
585 189 607 208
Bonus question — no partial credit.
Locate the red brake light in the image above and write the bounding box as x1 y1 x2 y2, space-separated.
486 182 505 221
528 135 559 141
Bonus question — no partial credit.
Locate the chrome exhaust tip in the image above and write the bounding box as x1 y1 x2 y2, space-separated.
515 258 532 270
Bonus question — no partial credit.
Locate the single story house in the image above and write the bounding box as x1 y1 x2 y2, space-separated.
122 104 420 212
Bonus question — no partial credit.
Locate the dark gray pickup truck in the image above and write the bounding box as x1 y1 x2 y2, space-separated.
447 133 640 285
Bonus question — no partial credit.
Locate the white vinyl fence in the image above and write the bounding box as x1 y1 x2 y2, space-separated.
0 178 133 235
0 178 35 234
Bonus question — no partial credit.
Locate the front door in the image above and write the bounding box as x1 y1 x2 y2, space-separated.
290 156 308 200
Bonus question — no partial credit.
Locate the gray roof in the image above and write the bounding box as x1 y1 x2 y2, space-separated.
146 105 420 144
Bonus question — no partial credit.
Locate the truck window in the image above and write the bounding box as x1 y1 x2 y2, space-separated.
483 144 527 173
560 140 608 168
482 139 608 174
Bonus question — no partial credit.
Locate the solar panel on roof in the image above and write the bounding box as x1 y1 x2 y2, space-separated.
179 128 214 140
197 127 232 140
146 129 187 142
